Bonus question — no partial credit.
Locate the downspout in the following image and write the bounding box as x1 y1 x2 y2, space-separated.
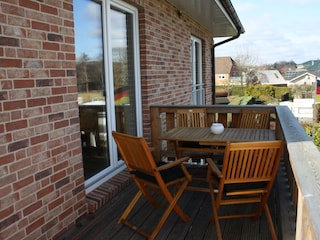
212 26 242 104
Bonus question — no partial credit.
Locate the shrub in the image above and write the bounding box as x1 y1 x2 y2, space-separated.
229 86 246 96
302 123 320 148
245 85 275 99
228 96 253 105
274 87 291 100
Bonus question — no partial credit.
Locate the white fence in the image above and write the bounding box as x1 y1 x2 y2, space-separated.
280 99 315 121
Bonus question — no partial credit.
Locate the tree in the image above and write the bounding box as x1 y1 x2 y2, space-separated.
76 53 90 92
272 60 296 73
249 74 261 86
234 49 260 88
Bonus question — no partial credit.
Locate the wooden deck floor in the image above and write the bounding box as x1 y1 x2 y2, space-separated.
64 182 281 240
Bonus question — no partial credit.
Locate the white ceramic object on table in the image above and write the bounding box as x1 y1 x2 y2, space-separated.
210 123 224 134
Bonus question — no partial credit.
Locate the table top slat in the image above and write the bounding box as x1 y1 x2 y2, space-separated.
159 127 276 143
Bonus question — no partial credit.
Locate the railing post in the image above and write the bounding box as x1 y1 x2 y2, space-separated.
150 106 161 161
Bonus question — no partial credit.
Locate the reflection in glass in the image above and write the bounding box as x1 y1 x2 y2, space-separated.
111 8 137 136
75 1 109 179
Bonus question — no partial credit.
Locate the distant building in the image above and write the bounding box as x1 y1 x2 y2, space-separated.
287 72 318 86
283 70 306 80
256 70 287 86
215 57 240 85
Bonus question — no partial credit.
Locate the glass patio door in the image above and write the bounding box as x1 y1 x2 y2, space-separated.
74 0 141 188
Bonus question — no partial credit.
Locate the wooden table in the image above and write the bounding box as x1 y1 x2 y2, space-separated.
160 127 276 192
159 127 276 158
159 127 276 144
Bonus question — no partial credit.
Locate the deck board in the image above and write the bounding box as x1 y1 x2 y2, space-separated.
65 185 277 240
61 162 296 240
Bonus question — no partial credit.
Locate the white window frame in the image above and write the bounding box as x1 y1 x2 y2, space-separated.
191 36 204 105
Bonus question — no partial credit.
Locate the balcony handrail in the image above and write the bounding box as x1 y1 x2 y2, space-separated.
275 106 320 239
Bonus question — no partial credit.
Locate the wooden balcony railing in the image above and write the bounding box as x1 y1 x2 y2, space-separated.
150 105 320 239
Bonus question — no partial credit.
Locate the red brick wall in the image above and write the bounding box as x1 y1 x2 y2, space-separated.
130 0 214 138
0 1 86 239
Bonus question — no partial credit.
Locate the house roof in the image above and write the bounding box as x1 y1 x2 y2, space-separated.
288 72 318 85
283 70 307 80
215 57 234 74
166 0 245 37
257 70 287 85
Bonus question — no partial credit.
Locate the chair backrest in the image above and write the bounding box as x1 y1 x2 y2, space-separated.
238 109 270 129
112 131 156 175
176 108 207 127
221 140 283 186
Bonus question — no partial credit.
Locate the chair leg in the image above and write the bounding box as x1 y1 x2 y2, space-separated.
264 204 278 240
118 190 142 224
165 180 190 222
140 188 164 208
120 181 189 240
209 182 222 240
119 189 165 240
149 180 190 240
134 178 163 208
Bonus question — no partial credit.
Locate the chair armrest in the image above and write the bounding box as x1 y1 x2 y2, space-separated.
156 157 190 171
206 158 222 178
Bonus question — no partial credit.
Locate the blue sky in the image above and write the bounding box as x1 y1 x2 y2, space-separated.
74 1 101 60
215 0 320 64
74 1 127 61
74 0 320 64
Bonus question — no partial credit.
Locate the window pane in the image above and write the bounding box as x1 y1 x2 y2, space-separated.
111 8 137 136
75 1 109 180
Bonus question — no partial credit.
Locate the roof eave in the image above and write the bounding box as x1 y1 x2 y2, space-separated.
166 0 245 37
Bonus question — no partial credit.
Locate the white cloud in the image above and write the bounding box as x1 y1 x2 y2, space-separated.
85 2 100 21
216 0 320 64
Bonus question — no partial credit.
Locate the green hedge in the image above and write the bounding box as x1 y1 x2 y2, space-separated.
230 86 246 96
217 86 292 101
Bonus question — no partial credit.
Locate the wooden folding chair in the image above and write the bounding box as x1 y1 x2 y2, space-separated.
112 131 192 240
174 108 211 158
206 140 284 240
238 109 270 129
176 108 207 128
161 108 207 160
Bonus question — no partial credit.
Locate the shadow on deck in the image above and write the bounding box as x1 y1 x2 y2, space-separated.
61 162 294 240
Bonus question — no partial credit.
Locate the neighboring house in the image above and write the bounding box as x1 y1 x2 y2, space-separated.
215 56 239 85
282 60 320 80
283 70 306 80
256 70 287 86
0 0 244 239
287 72 318 86
287 72 318 99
